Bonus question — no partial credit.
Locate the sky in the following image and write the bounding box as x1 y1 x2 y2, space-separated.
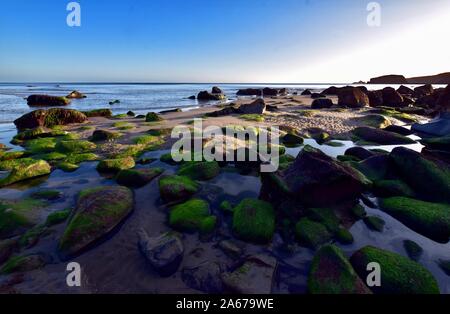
0 0 449 83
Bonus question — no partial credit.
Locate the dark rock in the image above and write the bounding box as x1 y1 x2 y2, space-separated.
188 95 196 100
14 108 87 130
82 109 112 118
397 85 414 95
236 88 262 96
197 91 225 101
383 125 413 136
311 98 333 109
321 86 341 95
367 90 384 107
363 216 385 232
436 84 450 112
181 261 223 293
138 229 183 277
344 147 376 160
382 87 404 107
403 240 423 261
206 106 238 117
414 84 434 98
369 74 408 84
237 98 266 114
116 168 163 188
211 86 223 94
160 108 182 114
27 95 70 107
352 127 416 145
145 112 164 122
92 129 120 142
126 111 135 117
66 91 86 99
301 89 312 95
338 87 369 108
311 93 325 99
0 239 17 265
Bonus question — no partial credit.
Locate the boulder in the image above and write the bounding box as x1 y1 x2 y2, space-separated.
344 147 376 160
182 261 223 293
59 186 134 257
403 240 423 261
373 180 415 198
115 168 163 188
397 85 414 95
350 154 389 181
380 197 450 243
350 246 439 294
301 89 312 95
145 112 164 122
308 245 371 294
262 145 368 207
237 98 266 114
0 239 17 265
92 129 120 142
236 88 262 96
177 161 220 181
206 106 238 117
96 156 135 173
355 114 391 128
211 86 223 94
14 108 87 130
363 216 385 232
383 125 413 136
414 84 434 98
232 198 275 243
27 95 70 107
389 147 450 203
221 255 277 294
352 127 416 145
0 254 46 274
159 175 199 203
0 159 51 187
169 199 216 234
311 93 325 99
66 90 86 99
295 218 332 248
311 98 333 109
420 136 450 152
321 86 341 95
381 87 404 107
197 91 225 101
82 109 112 118
138 229 183 277
367 90 384 107
338 87 369 108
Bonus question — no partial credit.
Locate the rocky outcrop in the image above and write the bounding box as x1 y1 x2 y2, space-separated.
198 88 226 101
381 87 404 107
138 229 183 277
414 84 434 98
236 88 262 96
27 95 70 107
59 186 134 257
369 75 408 84
0 159 51 187
367 90 383 107
338 87 369 108
14 108 87 130
66 91 86 99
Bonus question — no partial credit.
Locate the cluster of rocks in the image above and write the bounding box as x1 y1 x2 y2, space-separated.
197 86 226 101
206 98 266 117
236 87 287 97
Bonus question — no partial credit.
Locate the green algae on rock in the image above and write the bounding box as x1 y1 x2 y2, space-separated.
350 246 439 294
0 159 51 187
403 240 423 262
308 245 371 294
46 209 71 226
116 168 163 188
177 161 221 181
232 198 275 243
295 218 332 249
55 140 96 153
380 197 450 243
0 254 46 274
58 162 79 172
169 199 216 234
158 175 199 203
145 112 164 122
373 179 415 198
96 156 135 173
91 129 121 141
363 216 385 232
59 186 134 257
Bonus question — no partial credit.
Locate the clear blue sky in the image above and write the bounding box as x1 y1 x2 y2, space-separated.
0 0 449 83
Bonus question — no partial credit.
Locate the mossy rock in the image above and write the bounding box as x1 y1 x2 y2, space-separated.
159 175 199 203
96 156 135 173
92 129 121 142
390 147 450 203
46 209 71 226
282 133 304 146
350 246 439 294
278 154 296 170
232 198 275 243
115 168 163 188
113 144 147 158
55 140 96 153
420 136 450 152
379 197 450 243
323 141 345 147
0 198 46 238
146 112 164 122
59 186 134 257
18 224 49 248
308 245 371 294
112 121 135 130
133 134 164 146
0 254 46 274
0 159 51 187
177 161 220 181
25 137 58 153
336 227 354 244
363 216 385 232
0 158 36 171
219 200 234 213
148 128 172 136
31 190 62 201
307 207 340 233
169 199 216 234
351 204 367 219
0 151 28 161
160 152 180 165
295 218 332 249
353 114 391 128
64 153 99 164
239 114 265 122
373 180 415 198
403 240 423 261
83 109 112 118
12 127 52 142
352 127 415 145
58 162 79 172
36 152 67 161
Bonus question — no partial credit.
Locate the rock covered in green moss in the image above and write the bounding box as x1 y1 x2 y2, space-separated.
177 161 220 181
373 180 415 198
232 198 275 243
158 175 199 203
14 108 87 130
27 94 70 107
92 129 121 141
219 200 233 213
82 109 112 118
380 197 450 243
295 218 332 249
58 162 79 172
351 204 367 219
420 136 450 152
390 147 450 203
307 207 340 233
133 134 164 146
96 156 135 173
0 254 46 274
0 158 35 171
0 159 51 187
350 246 439 294
59 186 134 257
116 168 163 188
25 137 58 153
169 199 216 234
355 114 391 128
403 240 423 261
37 152 67 161
55 140 96 153
352 127 415 145
145 112 164 122
336 227 354 244
46 209 71 226
159 152 179 165
308 244 371 294
363 216 385 232
64 153 99 164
